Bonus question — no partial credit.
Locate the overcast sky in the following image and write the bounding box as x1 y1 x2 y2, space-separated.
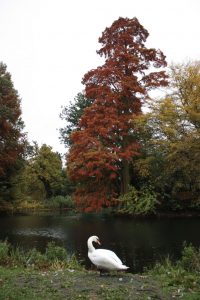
0 0 199 155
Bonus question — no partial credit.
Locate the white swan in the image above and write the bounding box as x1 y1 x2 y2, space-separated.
87 235 129 273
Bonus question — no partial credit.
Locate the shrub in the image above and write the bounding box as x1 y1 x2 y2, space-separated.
10 246 27 266
67 253 82 270
0 240 9 264
46 195 74 209
118 186 159 216
26 248 47 269
179 243 200 272
45 241 67 262
149 244 200 293
0 239 82 270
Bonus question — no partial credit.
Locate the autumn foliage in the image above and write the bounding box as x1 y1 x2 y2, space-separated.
0 63 25 177
67 17 168 211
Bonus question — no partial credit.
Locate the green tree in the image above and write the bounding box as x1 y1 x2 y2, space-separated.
133 62 200 208
59 93 93 147
24 144 64 199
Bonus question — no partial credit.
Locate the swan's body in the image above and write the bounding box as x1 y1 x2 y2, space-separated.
87 236 129 271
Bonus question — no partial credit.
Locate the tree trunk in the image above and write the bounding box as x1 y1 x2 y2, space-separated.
38 176 52 199
121 159 130 195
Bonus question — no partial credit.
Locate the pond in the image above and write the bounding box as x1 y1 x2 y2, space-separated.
0 213 200 273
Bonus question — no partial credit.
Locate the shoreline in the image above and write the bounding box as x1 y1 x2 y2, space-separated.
1 207 200 219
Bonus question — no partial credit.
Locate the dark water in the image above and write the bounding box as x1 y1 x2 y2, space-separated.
0 213 200 273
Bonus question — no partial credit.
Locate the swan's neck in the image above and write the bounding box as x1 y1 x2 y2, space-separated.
87 239 95 253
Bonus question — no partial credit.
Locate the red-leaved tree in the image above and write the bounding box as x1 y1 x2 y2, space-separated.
0 62 25 177
67 17 168 211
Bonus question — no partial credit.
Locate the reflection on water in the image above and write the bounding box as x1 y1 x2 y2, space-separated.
0 213 200 272
15 228 66 239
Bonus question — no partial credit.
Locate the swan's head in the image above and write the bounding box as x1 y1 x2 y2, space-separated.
88 235 101 245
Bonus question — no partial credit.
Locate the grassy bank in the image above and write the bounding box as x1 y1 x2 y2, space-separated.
147 243 200 299
0 267 171 300
0 241 200 299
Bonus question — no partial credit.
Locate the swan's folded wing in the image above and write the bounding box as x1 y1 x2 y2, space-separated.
92 249 123 269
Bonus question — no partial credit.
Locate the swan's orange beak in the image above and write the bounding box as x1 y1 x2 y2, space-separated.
97 239 101 245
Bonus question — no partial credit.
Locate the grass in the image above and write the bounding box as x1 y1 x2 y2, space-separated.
0 240 81 271
1 240 200 299
0 240 171 299
0 267 171 300
148 243 200 299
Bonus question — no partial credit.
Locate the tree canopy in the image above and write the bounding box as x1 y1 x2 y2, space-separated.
0 63 26 203
67 17 168 211
23 144 65 199
59 93 93 147
133 62 200 208
0 62 25 177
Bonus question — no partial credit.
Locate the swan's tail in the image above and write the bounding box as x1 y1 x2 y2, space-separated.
120 265 129 270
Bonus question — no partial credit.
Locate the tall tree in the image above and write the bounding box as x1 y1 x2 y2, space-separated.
0 63 26 201
67 17 168 211
0 63 25 176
